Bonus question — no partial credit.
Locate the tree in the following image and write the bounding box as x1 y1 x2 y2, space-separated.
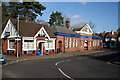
117 28 120 32
36 19 48 24
48 11 64 26
2 2 46 22
71 21 95 29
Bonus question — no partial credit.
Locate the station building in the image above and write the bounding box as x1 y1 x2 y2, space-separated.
1 18 103 57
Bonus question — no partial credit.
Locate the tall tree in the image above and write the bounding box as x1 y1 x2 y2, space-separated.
71 21 95 29
117 28 120 32
2 2 46 21
48 11 64 26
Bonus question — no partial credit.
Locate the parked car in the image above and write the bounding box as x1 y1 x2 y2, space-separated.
0 54 6 64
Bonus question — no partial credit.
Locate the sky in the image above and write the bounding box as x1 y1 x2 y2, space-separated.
36 2 118 33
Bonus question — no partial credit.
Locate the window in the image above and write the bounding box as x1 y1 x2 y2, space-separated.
9 40 15 49
111 41 115 46
89 41 91 47
71 39 73 48
24 40 34 49
80 40 82 47
38 30 47 37
76 39 78 47
97 40 99 46
65 38 68 48
69 38 71 48
84 41 88 47
84 27 88 32
5 32 10 37
73 39 75 48
93 40 95 46
44 40 53 48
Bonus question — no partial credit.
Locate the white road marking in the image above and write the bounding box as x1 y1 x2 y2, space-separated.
78 58 82 59
9 61 15 64
55 59 73 79
15 60 19 62
55 62 60 66
83 57 88 59
55 61 65 66
66 60 71 62
3 63 8 65
58 68 74 80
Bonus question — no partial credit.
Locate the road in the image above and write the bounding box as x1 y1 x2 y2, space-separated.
2 53 120 79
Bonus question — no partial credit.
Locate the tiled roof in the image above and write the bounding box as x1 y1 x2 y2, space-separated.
72 27 83 31
50 26 76 35
98 31 119 38
3 18 56 38
105 32 118 38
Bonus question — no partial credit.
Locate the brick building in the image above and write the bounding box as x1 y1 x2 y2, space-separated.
1 19 56 56
1 19 103 57
96 31 120 48
52 23 103 53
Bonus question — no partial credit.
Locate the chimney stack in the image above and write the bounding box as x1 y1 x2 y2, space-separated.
111 30 114 35
25 18 30 22
65 21 70 28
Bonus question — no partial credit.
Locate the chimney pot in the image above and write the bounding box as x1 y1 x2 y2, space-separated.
65 21 70 28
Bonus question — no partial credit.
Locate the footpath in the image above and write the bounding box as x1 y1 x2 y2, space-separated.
6 49 119 63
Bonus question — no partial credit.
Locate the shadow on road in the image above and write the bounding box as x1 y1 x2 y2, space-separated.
88 50 120 65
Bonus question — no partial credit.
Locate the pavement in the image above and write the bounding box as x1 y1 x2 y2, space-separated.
5 48 119 64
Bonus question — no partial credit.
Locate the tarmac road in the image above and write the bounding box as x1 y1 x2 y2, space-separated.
2 54 119 79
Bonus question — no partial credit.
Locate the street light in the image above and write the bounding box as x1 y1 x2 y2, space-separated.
15 37 21 58
16 14 20 58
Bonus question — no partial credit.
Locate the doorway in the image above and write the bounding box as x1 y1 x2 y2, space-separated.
58 41 62 53
84 40 88 50
37 42 42 55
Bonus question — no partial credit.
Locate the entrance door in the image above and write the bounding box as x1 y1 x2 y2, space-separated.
84 41 88 50
38 42 42 55
58 41 62 53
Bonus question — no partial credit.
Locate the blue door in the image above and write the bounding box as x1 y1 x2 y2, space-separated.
36 42 42 56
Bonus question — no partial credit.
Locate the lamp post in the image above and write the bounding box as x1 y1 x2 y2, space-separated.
16 14 20 58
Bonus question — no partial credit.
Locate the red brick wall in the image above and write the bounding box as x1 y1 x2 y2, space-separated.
2 39 8 54
55 36 65 53
55 36 103 53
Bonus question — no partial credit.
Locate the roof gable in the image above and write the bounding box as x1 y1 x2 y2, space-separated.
34 27 51 39
1 19 18 38
80 24 93 34
2 18 56 38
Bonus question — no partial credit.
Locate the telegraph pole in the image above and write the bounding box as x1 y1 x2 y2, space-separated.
16 14 19 58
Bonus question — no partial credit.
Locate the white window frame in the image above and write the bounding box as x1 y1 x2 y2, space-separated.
23 37 36 51
44 38 55 50
8 40 15 50
73 39 75 48
65 37 68 48
89 41 91 47
69 38 71 48
76 39 78 47
93 40 95 46
80 40 82 47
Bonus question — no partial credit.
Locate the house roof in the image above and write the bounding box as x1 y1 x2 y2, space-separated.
3 18 56 38
50 26 76 35
72 27 83 31
92 34 101 38
105 32 118 38
98 31 119 38
99 32 106 38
